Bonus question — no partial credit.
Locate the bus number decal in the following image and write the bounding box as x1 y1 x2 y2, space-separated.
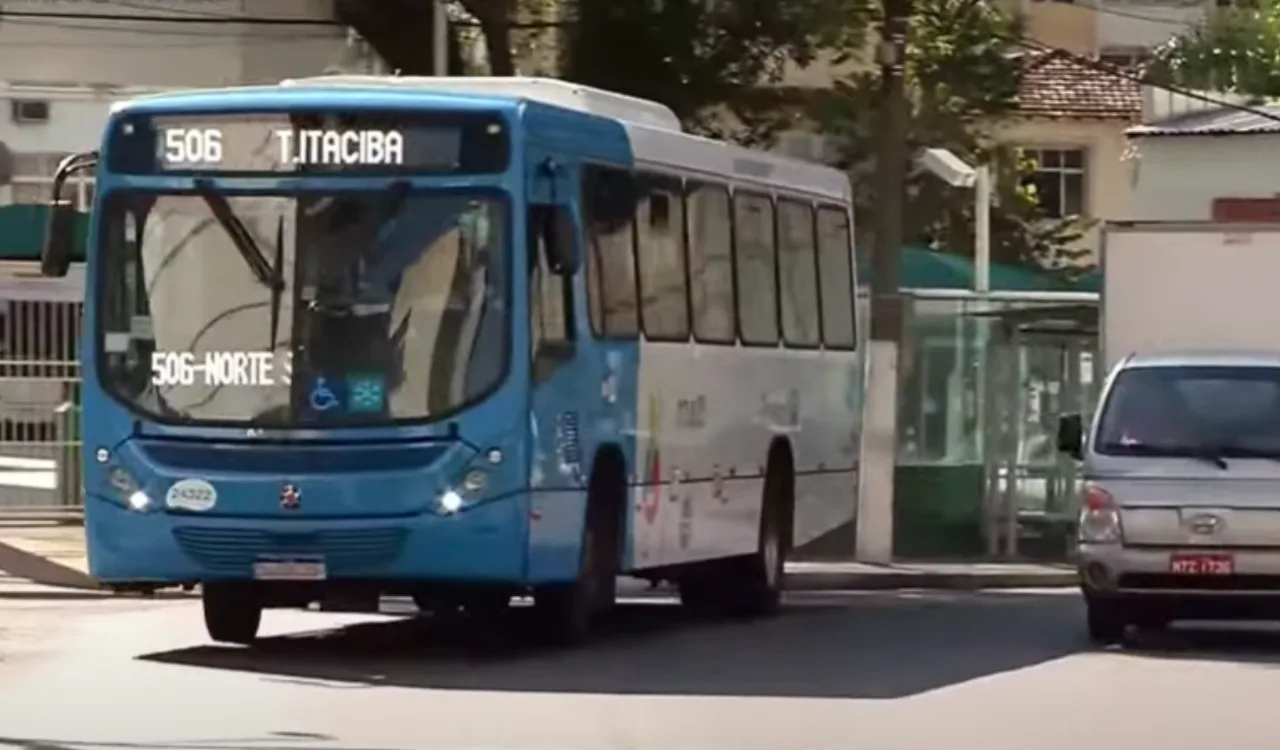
162 128 224 166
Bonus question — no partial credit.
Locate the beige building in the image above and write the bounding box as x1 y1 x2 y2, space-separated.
1000 49 1141 261
1014 0 1221 64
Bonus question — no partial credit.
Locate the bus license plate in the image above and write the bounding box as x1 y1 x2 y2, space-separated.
253 560 326 581
1169 554 1234 575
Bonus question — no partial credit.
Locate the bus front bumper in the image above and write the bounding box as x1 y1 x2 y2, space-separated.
82 490 582 587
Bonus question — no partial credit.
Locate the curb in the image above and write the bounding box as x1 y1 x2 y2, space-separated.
0 573 1080 600
0 587 199 601
784 571 1080 591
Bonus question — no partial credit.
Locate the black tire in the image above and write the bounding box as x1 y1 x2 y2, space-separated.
202 584 262 645
728 470 789 616
679 460 790 617
1086 597 1128 645
532 465 621 645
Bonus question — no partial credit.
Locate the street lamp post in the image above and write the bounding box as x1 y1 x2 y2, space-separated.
433 0 449 77
917 147 992 293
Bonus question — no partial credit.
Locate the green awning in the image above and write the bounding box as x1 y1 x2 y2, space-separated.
0 204 89 262
859 245 1092 292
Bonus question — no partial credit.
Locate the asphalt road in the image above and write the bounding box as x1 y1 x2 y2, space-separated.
3 588 1280 750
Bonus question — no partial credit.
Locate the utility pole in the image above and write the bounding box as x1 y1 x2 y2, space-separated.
433 0 450 76
855 0 911 563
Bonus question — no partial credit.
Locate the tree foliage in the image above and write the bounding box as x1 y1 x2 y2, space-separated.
1148 2 1280 96
335 0 466 75
560 0 873 138
809 0 1091 272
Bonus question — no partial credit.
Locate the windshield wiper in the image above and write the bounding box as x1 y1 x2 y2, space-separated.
269 215 285 351
1191 445 1229 470
194 178 287 350
1214 445 1280 464
1098 441 1229 469
193 178 279 290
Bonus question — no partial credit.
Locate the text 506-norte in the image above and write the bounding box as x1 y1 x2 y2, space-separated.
151 351 291 388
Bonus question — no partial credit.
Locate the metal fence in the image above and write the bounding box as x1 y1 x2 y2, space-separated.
0 285 83 520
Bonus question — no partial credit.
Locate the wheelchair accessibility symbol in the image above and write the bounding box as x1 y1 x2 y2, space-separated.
309 377 340 412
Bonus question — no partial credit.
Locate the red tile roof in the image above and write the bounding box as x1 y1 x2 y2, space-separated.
1015 49 1141 120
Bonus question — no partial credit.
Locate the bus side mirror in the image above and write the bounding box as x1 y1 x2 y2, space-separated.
534 205 579 274
41 199 76 278
1057 413 1084 460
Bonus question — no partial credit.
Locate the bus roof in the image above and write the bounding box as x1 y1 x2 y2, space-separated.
110 77 851 203
281 75 684 133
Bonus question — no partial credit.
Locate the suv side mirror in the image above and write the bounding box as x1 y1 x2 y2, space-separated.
1056 413 1084 460
41 199 77 278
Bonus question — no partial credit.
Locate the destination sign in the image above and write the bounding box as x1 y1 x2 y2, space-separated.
108 110 510 175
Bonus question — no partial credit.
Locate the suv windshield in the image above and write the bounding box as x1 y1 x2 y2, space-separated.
1095 365 1280 458
97 189 508 427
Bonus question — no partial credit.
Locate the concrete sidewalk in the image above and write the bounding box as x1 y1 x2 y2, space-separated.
0 523 1078 599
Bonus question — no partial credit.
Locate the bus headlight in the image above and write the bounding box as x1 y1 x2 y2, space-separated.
439 489 465 514
127 491 152 511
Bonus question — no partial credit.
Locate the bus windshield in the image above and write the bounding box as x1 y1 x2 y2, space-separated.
96 188 509 427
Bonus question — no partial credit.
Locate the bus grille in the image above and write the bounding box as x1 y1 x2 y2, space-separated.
172 526 409 576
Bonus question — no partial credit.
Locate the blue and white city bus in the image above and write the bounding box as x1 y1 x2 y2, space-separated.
39 77 863 645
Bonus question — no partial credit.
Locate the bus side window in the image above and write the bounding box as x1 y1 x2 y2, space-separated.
686 182 734 344
635 173 688 341
530 207 574 381
582 165 638 338
777 198 820 348
816 207 856 349
733 192 779 346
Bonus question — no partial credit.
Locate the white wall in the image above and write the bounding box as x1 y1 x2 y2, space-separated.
1094 0 1206 51
0 0 350 88
1128 134 1280 221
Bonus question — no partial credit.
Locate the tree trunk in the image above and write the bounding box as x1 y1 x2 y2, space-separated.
459 0 518 76
334 0 463 75
480 19 516 76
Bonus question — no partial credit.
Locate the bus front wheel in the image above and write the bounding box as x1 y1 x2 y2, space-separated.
533 458 623 645
202 583 262 645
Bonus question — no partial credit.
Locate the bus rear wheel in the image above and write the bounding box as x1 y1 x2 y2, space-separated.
202 583 262 645
680 463 790 617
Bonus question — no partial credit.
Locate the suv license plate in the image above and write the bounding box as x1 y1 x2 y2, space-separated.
253 561 326 581
1169 554 1234 575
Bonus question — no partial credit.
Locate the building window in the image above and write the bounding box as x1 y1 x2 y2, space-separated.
9 151 93 210
1026 148 1085 218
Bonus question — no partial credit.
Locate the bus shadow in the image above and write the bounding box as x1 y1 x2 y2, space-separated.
138 590 1087 699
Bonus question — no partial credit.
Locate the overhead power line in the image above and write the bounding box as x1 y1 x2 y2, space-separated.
0 8 562 29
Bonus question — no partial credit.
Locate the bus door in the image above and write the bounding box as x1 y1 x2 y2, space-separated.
526 153 595 519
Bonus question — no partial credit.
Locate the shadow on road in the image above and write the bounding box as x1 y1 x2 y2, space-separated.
139 589 1087 699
